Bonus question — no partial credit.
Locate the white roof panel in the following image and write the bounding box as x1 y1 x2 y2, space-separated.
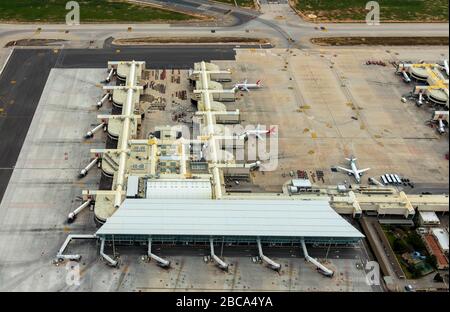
292 179 312 188
419 211 440 223
126 176 139 198
97 199 364 239
432 228 449 252
146 179 212 200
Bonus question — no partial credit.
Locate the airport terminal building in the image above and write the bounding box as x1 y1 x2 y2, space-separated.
96 199 364 246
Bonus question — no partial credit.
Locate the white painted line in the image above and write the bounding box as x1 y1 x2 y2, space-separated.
0 48 14 79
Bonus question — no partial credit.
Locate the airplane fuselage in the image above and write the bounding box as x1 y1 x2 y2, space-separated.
236 83 260 90
350 161 361 183
246 130 269 135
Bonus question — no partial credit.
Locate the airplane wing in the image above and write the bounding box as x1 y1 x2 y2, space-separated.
244 86 250 92
357 168 370 174
337 166 353 174
256 133 265 141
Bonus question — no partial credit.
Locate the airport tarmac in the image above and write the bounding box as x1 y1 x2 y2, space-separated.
0 44 448 292
0 68 103 291
0 49 60 201
213 46 449 192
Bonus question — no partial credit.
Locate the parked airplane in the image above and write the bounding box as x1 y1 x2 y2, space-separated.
238 125 276 140
437 118 447 134
232 79 262 92
337 157 370 183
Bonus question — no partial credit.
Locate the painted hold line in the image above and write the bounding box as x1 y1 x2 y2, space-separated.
0 48 14 78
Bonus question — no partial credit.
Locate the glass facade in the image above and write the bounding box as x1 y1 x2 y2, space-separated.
98 234 361 246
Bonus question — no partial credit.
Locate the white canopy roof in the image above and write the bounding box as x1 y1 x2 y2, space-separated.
97 199 364 239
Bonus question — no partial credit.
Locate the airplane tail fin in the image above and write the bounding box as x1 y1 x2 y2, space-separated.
256 80 261 86
268 126 277 136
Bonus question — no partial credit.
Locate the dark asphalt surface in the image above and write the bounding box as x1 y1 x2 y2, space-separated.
0 49 59 200
55 46 236 69
403 183 449 195
0 46 237 202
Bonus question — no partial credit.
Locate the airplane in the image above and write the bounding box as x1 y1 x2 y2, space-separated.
232 79 262 92
237 125 276 140
337 157 370 183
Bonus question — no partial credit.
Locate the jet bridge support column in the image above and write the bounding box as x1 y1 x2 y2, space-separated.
55 234 97 262
209 238 228 271
300 238 334 277
100 237 118 267
147 237 170 268
256 237 281 271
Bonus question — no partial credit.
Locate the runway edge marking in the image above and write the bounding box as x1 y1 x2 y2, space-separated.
0 48 14 79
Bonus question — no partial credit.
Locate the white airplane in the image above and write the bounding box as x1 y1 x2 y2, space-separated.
238 125 276 140
337 157 370 183
232 79 262 92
